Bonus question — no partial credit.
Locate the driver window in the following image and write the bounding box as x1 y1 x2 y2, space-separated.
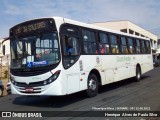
60 25 80 69
63 36 79 56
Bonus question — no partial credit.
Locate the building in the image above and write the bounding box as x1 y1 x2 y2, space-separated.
0 38 10 78
93 21 158 59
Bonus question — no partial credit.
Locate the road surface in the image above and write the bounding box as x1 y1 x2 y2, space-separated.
0 67 160 120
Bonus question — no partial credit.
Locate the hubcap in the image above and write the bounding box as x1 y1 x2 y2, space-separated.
89 79 96 91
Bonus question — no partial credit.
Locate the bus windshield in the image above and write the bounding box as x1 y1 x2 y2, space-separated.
10 32 60 69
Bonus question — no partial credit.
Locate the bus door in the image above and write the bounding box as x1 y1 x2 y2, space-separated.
60 25 81 94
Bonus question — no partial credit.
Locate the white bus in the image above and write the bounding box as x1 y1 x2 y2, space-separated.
9 17 153 97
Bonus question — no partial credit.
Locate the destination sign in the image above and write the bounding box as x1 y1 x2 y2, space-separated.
10 19 55 36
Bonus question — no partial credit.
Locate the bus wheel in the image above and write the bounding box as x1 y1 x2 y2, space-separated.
86 74 98 97
135 66 141 82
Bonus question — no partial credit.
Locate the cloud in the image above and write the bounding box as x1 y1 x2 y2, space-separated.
1 0 160 38
4 1 22 15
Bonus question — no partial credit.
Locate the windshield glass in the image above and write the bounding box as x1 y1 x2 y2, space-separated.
10 32 60 69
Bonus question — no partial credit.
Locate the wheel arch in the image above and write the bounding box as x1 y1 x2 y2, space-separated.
136 63 141 73
89 69 102 86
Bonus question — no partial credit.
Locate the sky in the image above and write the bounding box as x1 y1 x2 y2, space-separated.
0 0 160 38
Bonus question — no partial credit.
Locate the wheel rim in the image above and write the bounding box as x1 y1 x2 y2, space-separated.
89 79 96 91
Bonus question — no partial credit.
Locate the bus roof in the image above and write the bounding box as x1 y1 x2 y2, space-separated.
11 16 150 41
61 17 150 41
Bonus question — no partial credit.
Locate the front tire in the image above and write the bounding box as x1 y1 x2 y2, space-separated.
135 66 141 82
86 74 99 97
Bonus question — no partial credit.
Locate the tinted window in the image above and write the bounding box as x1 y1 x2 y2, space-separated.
82 29 97 54
83 30 96 42
99 33 109 44
136 39 140 46
121 37 127 45
121 36 129 54
99 33 110 54
145 41 151 54
128 38 133 46
62 36 80 56
60 25 80 69
141 40 146 53
127 38 134 53
110 34 119 54
135 39 140 53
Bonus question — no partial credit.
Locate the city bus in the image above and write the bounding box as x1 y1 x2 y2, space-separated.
9 17 153 97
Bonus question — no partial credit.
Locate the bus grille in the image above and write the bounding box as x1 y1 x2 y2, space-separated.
10 69 49 77
15 81 45 87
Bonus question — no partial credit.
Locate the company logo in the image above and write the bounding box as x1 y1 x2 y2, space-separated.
2 112 11 117
26 81 30 85
1 112 42 118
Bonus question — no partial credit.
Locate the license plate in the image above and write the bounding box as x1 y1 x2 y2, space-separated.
25 88 34 92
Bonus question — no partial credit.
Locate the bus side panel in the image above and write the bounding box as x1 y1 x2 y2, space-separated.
140 54 153 74
62 55 99 94
67 75 80 94
101 55 115 84
114 55 132 82
79 55 102 88
64 61 80 94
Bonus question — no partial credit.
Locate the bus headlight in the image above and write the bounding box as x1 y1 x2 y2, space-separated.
10 75 16 85
44 81 47 85
45 70 61 85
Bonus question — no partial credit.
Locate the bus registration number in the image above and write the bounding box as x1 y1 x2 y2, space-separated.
25 87 34 92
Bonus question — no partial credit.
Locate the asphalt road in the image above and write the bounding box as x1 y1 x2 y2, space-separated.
0 67 160 120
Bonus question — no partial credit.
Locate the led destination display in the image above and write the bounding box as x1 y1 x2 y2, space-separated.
10 18 56 36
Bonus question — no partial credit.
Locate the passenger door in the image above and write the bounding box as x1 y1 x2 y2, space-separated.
60 25 81 94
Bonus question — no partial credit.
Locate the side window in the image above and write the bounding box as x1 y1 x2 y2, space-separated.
127 38 134 54
60 25 80 69
62 36 80 56
145 41 151 54
99 32 110 54
82 29 97 54
110 34 119 54
121 36 129 54
141 40 146 53
135 39 140 53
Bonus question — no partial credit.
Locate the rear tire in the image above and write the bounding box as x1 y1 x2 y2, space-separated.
135 66 141 82
86 74 99 97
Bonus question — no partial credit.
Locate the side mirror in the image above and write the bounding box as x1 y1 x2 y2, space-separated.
3 45 5 55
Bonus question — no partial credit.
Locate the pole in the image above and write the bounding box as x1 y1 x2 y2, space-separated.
6 55 9 81
0 57 2 78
